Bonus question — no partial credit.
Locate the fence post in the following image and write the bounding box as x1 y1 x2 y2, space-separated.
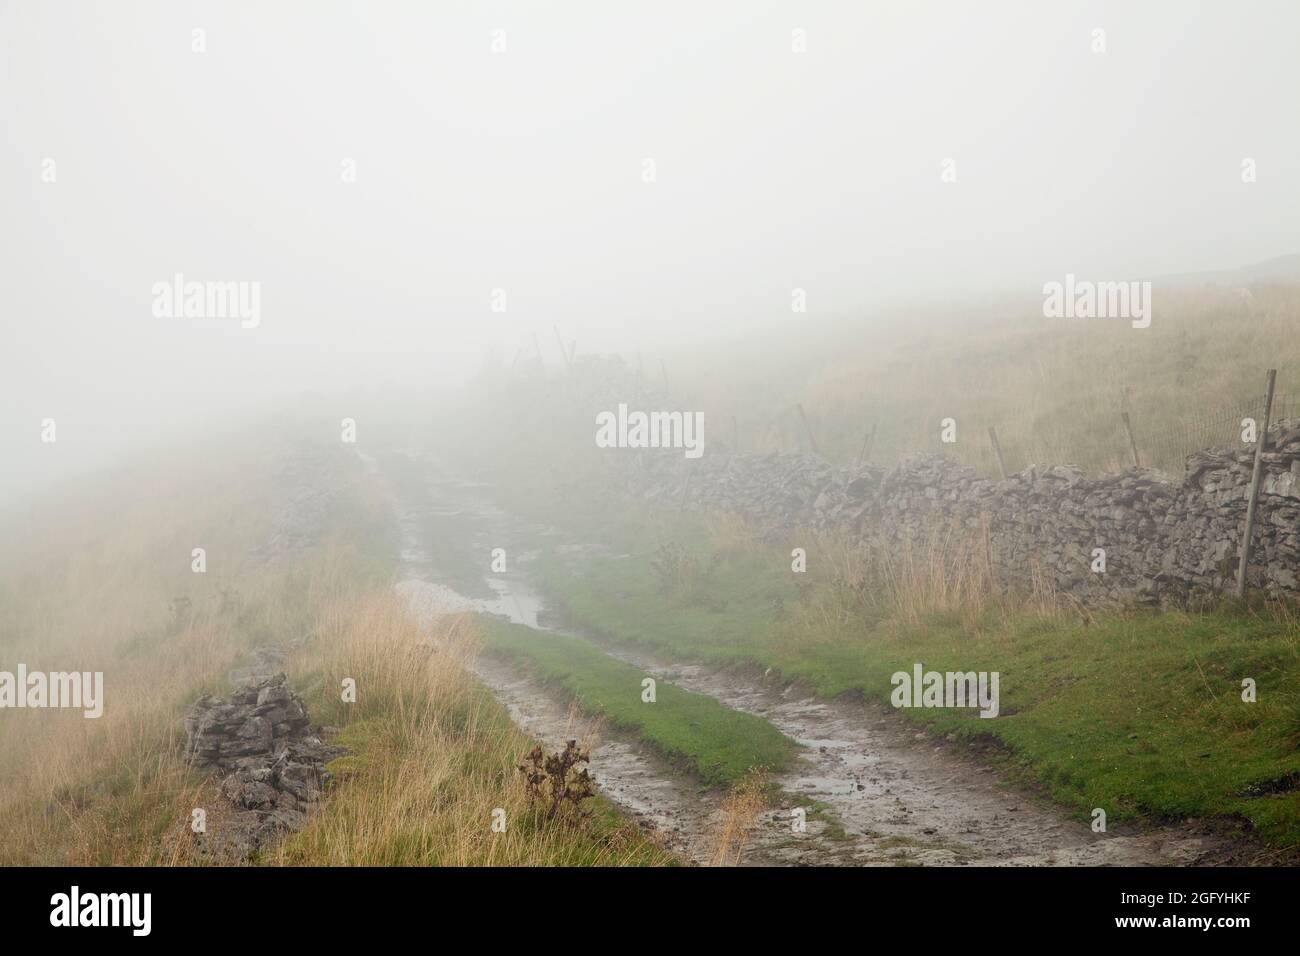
988 426 1008 479
796 403 820 455
857 422 877 466
553 325 572 372
1121 411 1141 468
1236 368 1278 600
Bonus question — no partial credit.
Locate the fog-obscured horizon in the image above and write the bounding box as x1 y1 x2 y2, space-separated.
4 1 1299 503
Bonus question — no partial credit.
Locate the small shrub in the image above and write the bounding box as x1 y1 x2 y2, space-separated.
518 741 595 823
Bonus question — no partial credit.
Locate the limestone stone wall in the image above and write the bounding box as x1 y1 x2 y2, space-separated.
633 420 1300 605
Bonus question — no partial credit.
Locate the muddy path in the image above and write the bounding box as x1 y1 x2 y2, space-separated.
469 654 857 865
380 448 1246 866
599 649 1238 865
386 452 847 864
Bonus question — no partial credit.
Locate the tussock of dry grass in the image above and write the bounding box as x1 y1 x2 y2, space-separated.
793 520 1062 642
701 511 763 554
868 528 999 628
708 770 768 867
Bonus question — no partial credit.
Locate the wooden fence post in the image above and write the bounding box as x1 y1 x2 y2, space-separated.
796 403 820 455
1236 368 1278 599
553 325 572 372
857 422 877 466
1121 411 1141 468
988 426 1008 479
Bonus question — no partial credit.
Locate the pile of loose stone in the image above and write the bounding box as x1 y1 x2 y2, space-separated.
184 672 342 859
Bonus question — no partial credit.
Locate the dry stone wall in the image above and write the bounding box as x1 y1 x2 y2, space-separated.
634 419 1300 605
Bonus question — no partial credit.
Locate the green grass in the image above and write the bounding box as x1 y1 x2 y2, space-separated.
478 615 794 787
538 533 1300 848
536 546 793 666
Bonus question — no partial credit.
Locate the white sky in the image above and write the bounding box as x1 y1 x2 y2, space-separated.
2 1 1298 500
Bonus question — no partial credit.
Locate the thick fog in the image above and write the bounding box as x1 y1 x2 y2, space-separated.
3 1 1298 502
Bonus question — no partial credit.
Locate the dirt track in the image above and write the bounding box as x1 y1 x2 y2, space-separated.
387 449 1252 866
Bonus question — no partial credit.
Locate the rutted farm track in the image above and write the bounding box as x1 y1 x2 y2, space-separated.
381 450 1245 867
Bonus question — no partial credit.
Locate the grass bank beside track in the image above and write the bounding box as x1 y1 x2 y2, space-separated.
478 615 794 787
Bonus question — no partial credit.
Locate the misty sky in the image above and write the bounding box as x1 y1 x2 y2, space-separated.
3 1 1298 501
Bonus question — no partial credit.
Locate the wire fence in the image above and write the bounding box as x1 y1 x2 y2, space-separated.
740 384 1297 478
1139 392 1298 470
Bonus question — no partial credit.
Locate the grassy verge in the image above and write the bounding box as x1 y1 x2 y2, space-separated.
536 521 1300 849
271 598 673 866
478 615 793 787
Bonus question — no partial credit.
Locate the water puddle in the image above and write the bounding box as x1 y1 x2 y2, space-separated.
397 576 547 630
